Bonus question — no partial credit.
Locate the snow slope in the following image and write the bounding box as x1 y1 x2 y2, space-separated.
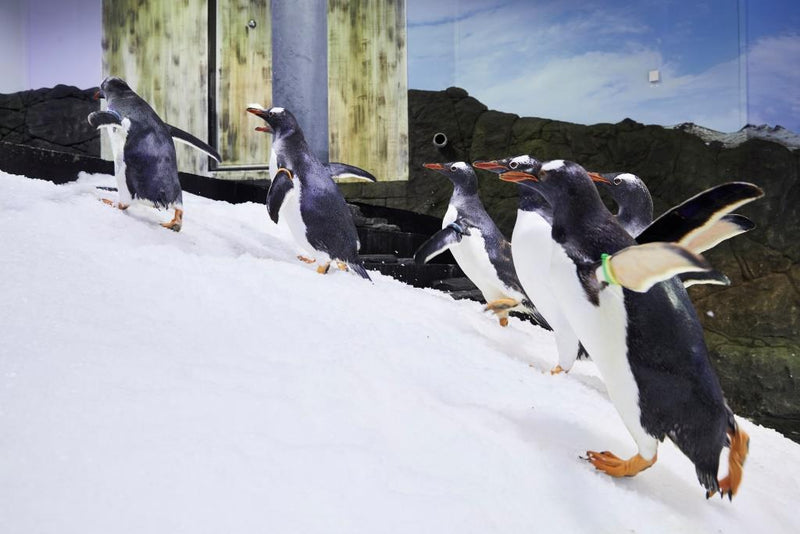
1 171 798 534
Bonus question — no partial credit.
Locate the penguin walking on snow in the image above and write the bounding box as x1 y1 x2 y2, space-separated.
413 161 548 328
89 76 220 231
477 157 759 372
508 158 755 499
246 105 370 280
251 119 377 229
474 156 581 370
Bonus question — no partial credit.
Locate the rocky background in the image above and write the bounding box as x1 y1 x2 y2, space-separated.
2 85 798 439
340 87 800 438
0 85 100 156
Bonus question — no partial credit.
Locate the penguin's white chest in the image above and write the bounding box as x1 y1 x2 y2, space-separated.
444 205 507 300
512 210 553 285
549 243 655 457
105 119 132 204
512 211 560 317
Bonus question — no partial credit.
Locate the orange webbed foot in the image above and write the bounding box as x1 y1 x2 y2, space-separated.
297 255 316 264
706 427 750 501
586 451 657 478
484 298 519 313
160 208 183 232
550 364 567 375
317 262 331 274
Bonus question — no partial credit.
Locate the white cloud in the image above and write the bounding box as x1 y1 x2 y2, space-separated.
746 33 800 130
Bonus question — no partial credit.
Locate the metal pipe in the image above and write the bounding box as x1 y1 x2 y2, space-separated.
432 132 448 148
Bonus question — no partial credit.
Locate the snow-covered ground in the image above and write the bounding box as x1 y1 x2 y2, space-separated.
1 170 798 534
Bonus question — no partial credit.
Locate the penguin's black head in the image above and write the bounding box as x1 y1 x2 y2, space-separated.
422 161 478 193
473 155 541 184
501 159 600 206
588 171 653 221
96 76 133 100
246 105 299 136
589 171 652 204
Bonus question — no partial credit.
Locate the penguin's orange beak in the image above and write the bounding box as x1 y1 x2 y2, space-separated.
93 90 103 100
423 163 444 170
588 172 610 184
472 160 506 171
254 125 271 133
246 106 268 118
499 171 538 183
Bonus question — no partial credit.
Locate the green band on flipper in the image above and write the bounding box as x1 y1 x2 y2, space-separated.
601 253 620 285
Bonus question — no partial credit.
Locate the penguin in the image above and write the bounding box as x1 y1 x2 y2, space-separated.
590 172 653 236
250 107 375 236
413 161 548 328
90 76 221 231
479 157 761 373
590 172 756 254
473 156 581 371
246 105 371 280
506 158 755 499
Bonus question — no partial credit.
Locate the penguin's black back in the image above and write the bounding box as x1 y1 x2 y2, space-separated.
280 134 362 265
624 280 731 487
111 93 181 207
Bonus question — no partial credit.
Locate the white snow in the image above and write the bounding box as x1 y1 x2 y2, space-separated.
1 170 799 533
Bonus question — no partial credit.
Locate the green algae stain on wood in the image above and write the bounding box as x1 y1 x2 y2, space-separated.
216 0 272 166
102 0 210 175
328 0 409 182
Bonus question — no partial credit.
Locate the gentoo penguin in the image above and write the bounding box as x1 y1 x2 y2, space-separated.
591 172 756 254
246 105 370 280
90 76 221 231
473 156 580 371
590 172 653 236
413 161 548 328
251 122 376 226
509 158 754 499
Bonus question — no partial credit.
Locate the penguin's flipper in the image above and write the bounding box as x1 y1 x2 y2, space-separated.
596 242 715 293
87 110 122 129
266 169 294 224
327 162 377 182
413 223 470 264
166 124 222 162
636 182 763 246
681 214 755 254
680 270 731 288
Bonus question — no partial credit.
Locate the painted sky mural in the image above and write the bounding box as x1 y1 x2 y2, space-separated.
407 0 800 133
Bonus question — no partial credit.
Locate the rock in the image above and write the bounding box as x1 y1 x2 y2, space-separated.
0 85 100 156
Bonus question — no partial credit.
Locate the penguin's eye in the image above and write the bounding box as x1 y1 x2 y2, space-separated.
613 177 623 185
509 160 519 169
450 164 458 172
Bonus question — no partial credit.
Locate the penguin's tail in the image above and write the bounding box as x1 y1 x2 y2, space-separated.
350 261 373 282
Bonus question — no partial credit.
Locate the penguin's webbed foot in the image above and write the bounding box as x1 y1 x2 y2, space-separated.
586 450 656 478
161 208 183 232
336 261 349 272
100 198 129 210
550 364 568 375
706 427 749 501
317 262 331 274
484 298 520 313
297 255 316 264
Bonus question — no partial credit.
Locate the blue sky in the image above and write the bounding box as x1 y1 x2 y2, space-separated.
407 0 800 132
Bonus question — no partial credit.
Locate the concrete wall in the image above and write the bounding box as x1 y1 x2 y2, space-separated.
0 0 102 93
0 0 29 93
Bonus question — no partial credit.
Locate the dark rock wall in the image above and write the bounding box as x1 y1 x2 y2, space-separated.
341 87 800 437
0 85 100 156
